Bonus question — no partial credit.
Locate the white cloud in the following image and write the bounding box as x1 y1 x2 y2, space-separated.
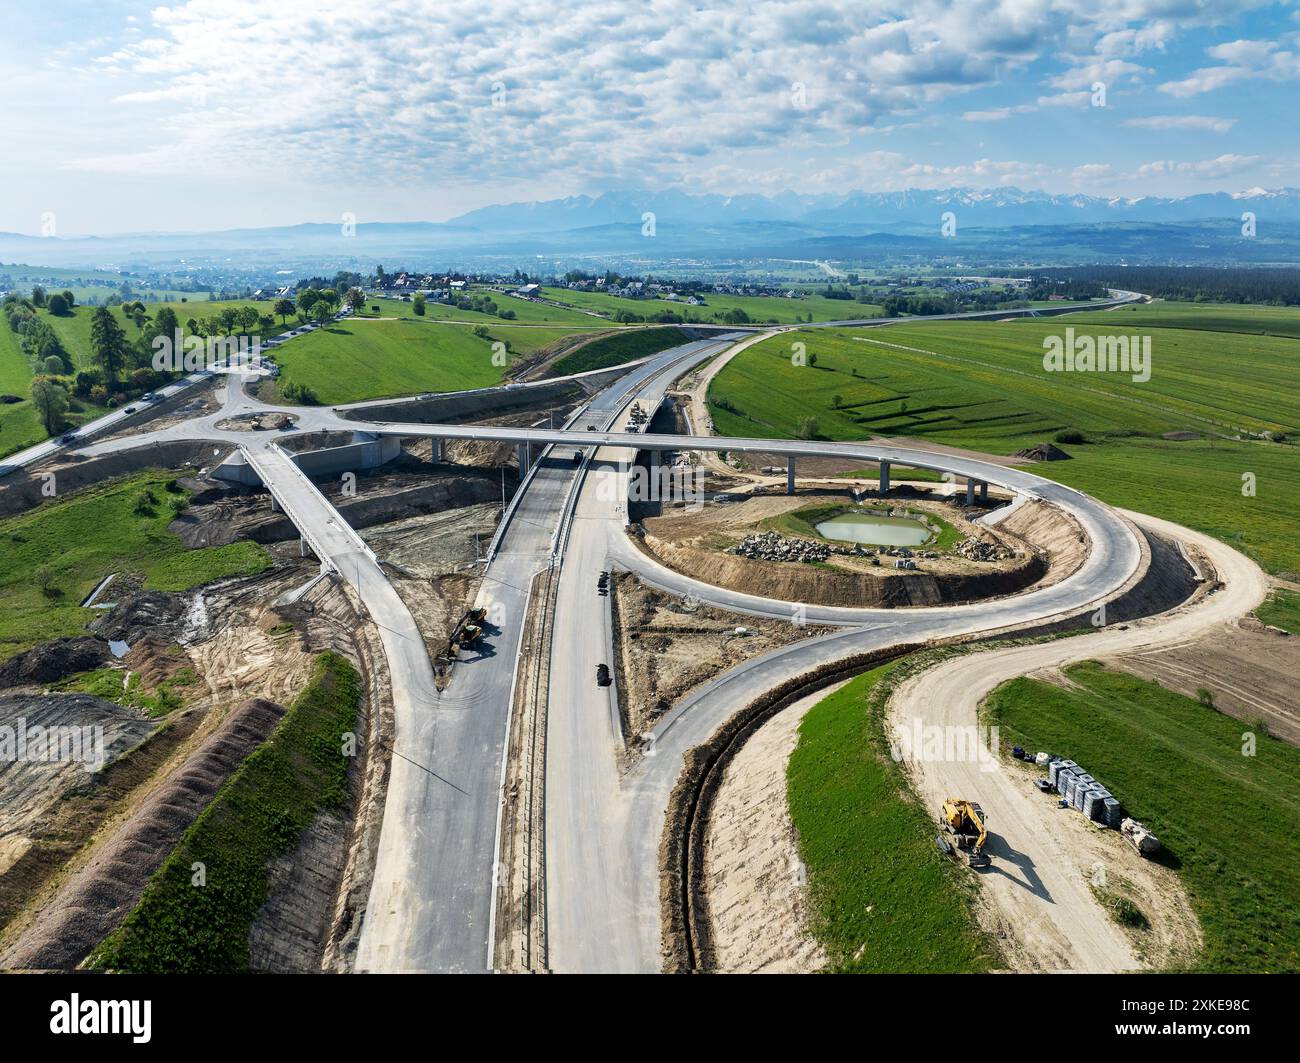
1160 38 1300 97
1123 115 1236 133
49 0 1266 193
1137 153 1261 179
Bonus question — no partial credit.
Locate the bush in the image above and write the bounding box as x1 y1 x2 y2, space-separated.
796 415 820 440
1054 429 1087 445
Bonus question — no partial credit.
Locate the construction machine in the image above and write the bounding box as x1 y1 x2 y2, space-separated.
941 798 991 867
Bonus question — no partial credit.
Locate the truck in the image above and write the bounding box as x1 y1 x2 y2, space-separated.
940 798 991 867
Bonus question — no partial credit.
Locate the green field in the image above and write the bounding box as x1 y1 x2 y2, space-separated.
542 286 882 324
357 292 607 326
268 319 593 405
89 652 362 973
708 313 1300 573
985 661 1300 972
787 664 998 972
545 326 690 377
1254 589 1300 634
1066 301 1300 340
0 472 272 659
40 299 292 371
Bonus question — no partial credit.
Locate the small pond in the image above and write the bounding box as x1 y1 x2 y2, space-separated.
814 510 932 547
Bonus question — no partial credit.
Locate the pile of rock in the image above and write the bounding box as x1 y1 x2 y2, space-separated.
731 531 831 563
953 536 1009 562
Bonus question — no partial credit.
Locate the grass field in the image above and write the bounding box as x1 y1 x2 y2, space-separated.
541 286 882 324
1254 589 1300 634
787 663 998 972
0 472 271 659
357 293 607 326
545 326 690 377
268 319 591 404
0 316 116 457
41 299 292 371
1065 301 1300 340
89 652 362 973
708 314 1300 573
985 661 1300 972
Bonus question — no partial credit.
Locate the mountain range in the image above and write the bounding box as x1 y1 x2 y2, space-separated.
3 186 1299 272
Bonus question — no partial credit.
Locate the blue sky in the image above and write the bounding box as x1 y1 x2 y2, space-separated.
2 0 1298 235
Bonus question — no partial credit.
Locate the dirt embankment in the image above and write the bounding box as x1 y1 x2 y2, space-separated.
609 573 832 741
171 460 506 549
702 683 837 973
0 564 392 972
0 696 287 970
636 493 1071 609
0 440 222 519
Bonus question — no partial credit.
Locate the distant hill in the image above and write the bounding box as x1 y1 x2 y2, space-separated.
3 186 1299 271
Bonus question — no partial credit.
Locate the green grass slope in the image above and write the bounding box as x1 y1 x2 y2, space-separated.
0 472 271 658
787 664 998 972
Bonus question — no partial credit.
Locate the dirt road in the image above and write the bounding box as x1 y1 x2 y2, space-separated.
885 509 1268 971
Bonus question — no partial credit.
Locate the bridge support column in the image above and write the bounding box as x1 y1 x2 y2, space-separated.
435 437 446 463
300 536 308 558
517 443 529 475
979 481 988 503
879 460 890 496
786 456 796 495
270 495 280 513
965 479 976 506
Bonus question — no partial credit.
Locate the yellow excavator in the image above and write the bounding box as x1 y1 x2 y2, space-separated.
940 798 991 867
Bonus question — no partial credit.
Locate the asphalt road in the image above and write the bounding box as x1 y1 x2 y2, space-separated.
353 335 744 972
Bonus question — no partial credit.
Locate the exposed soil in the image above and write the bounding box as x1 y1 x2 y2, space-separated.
0 696 287 970
1101 618 1300 747
702 683 836 973
636 492 1063 609
990 749 1203 972
0 562 388 971
0 638 111 688
170 459 506 550
609 572 832 744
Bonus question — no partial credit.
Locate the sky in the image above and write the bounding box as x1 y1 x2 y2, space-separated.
2 0 1298 235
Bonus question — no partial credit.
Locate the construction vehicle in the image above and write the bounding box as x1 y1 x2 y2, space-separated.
941 798 991 867
447 607 488 654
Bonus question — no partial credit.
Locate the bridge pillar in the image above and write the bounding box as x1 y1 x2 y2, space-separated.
979 481 989 503
879 460 890 496
965 479 976 506
300 536 308 558
517 443 529 475
786 456 796 495
435 437 446 463
270 495 280 513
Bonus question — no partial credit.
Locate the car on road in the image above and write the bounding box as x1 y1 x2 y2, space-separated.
58 433 77 444
123 405 137 414
596 663 612 687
